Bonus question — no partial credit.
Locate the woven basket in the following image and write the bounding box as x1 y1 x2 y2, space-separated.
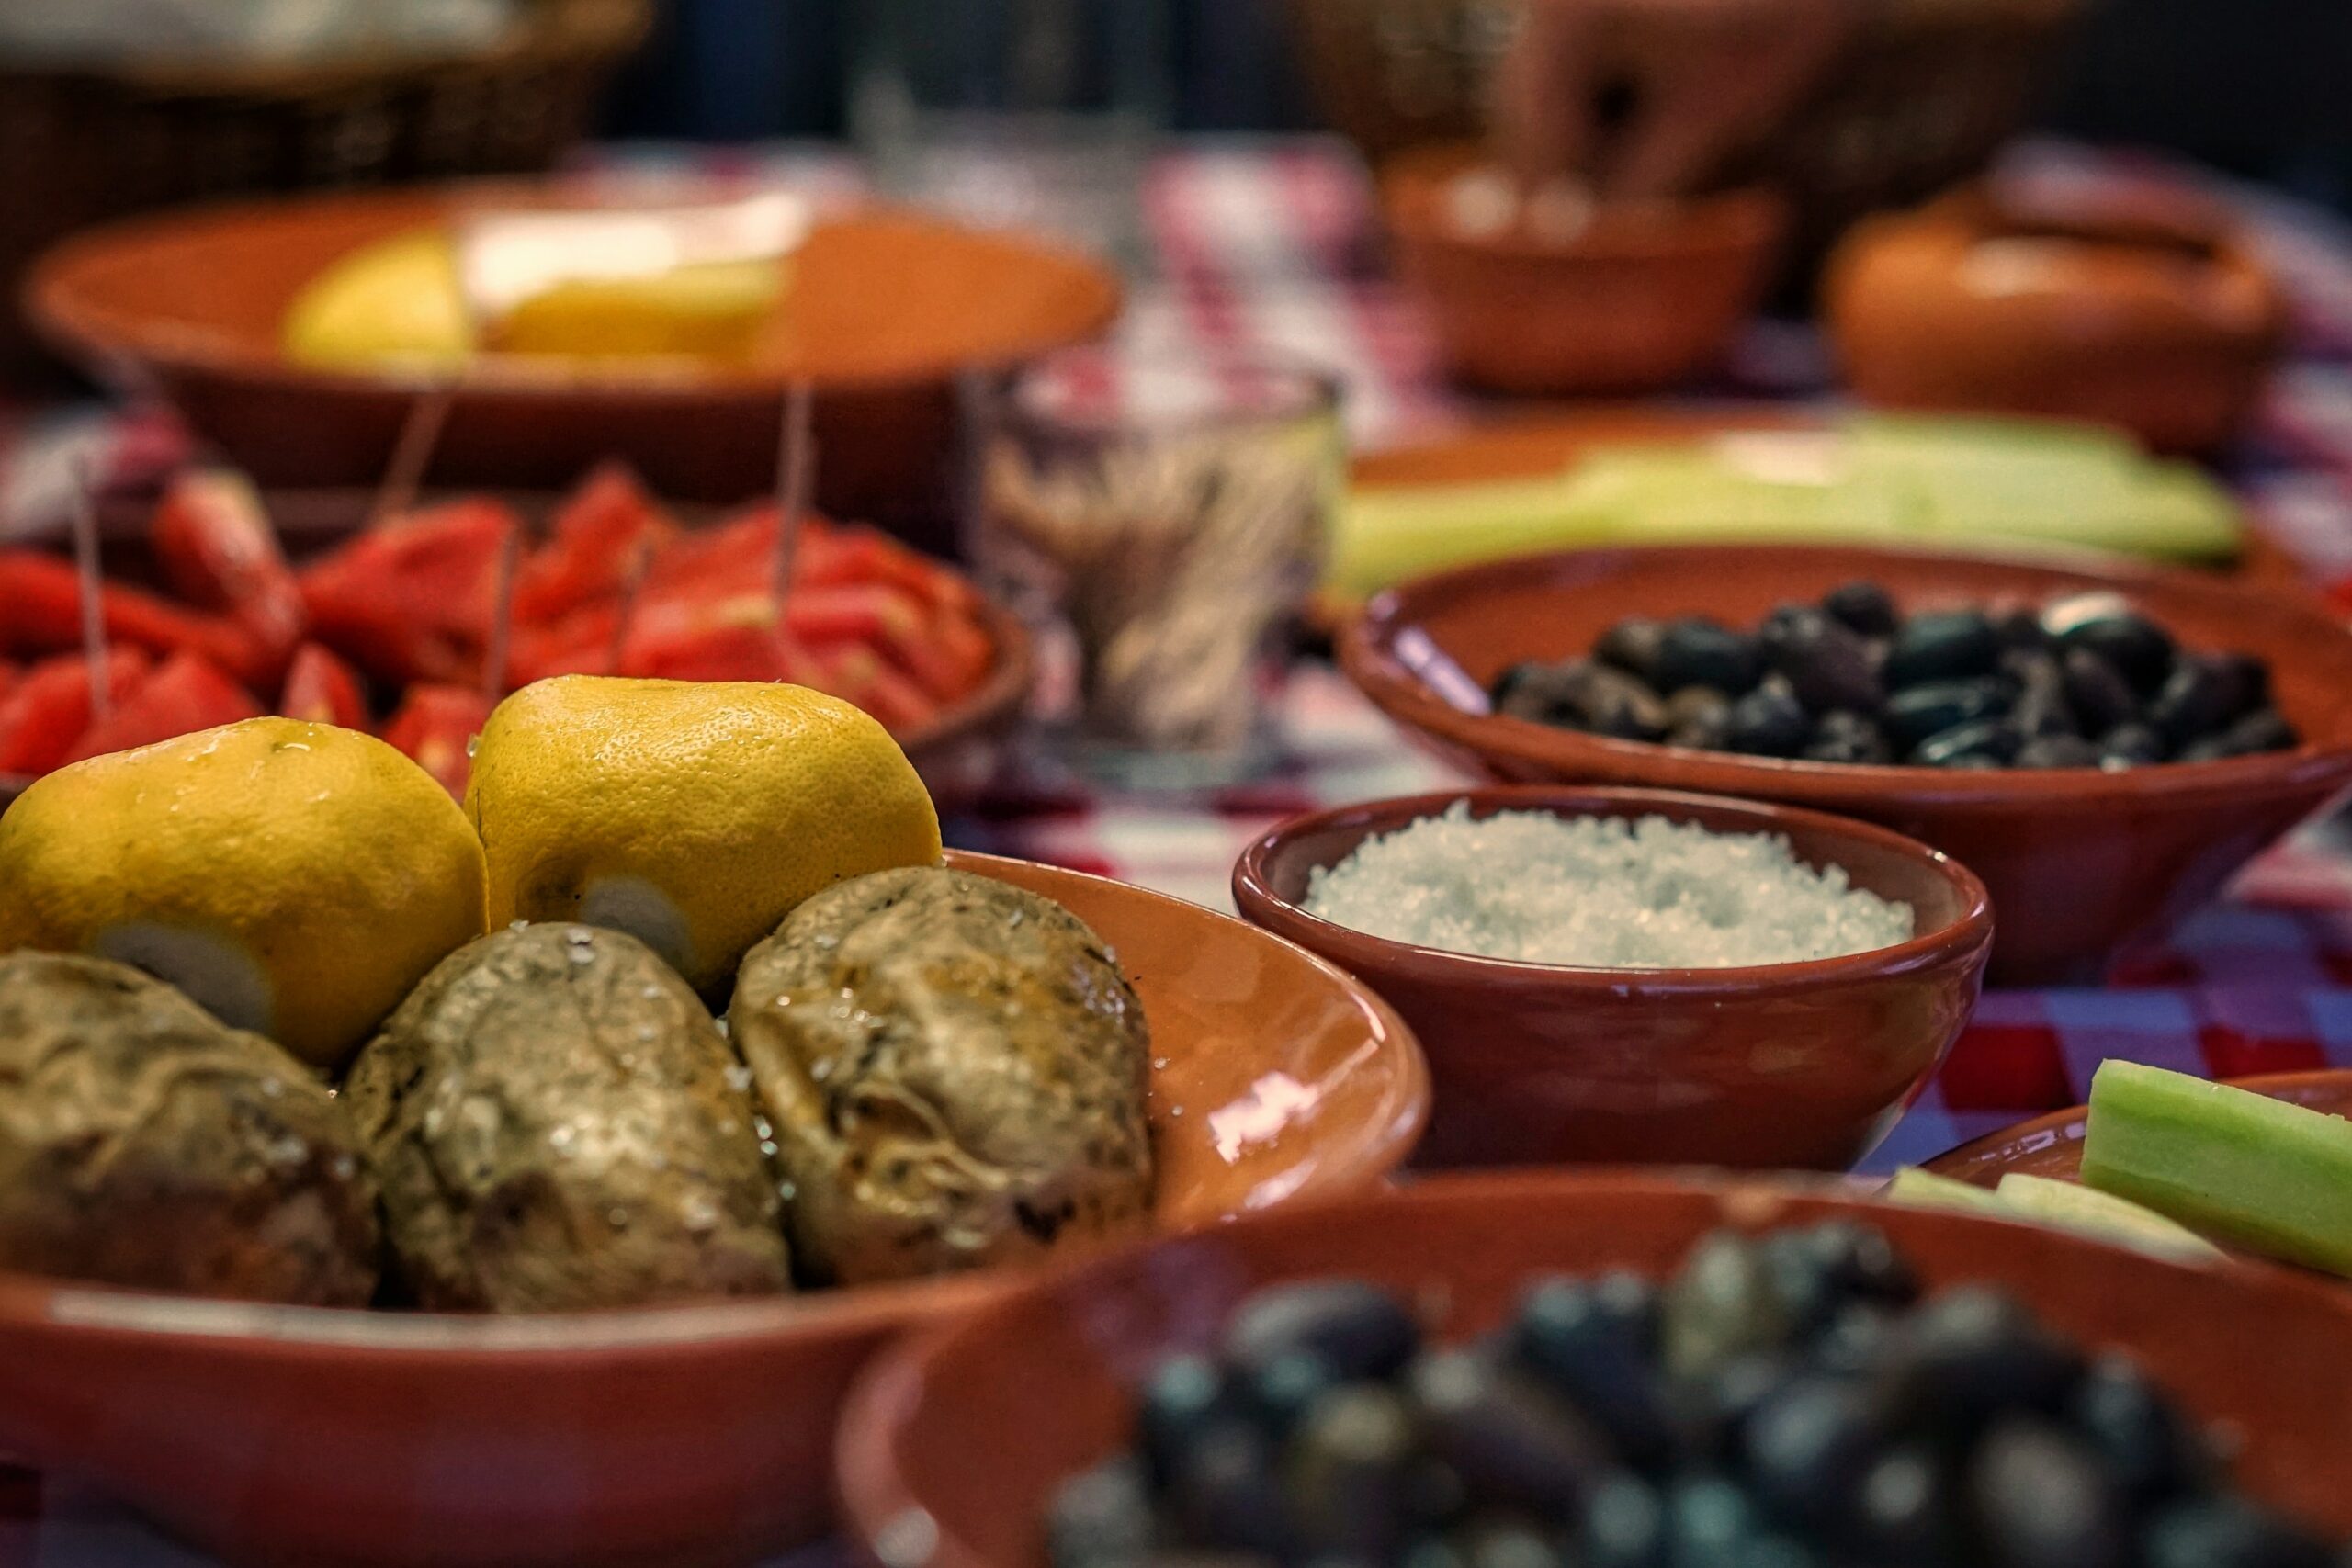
1287 0 2081 272
0 0 650 378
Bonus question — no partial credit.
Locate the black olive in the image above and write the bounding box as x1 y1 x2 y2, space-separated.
1796 1220 1919 1306
1490 662 1541 711
1049 1459 1157 1568
1802 710 1894 764
1884 1288 2081 1428
2147 656 2263 749
1665 686 1735 750
1994 605 2054 654
1141 1354 1240 1484
1755 1233 1843 1339
2059 614 2177 695
1597 618 1670 685
1883 610 2001 689
1512 1278 1678 1465
1460 1519 1566 1568
1666 1476 1770 1562
1724 681 1812 758
1244 1350 1340 1440
1551 663 1672 741
1822 581 1899 637
1493 661 1588 726
1655 617 1762 695
2040 591 2134 640
1287 1385 1417 1560
1595 1269 1664 1351
1743 1375 1883 1528
1663 1231 1796 1378
1669 1350 1801 1461
2017 735 2102 769
2141 1497 2336 1568
2098 721 2168 770
2005 654 2080 739
1851 1441 1963 1567
1765 609 1882 716
1405 1536 1472 1568
1407 1348 1611 1515
1581 1473 1668 1568
2068 1353 2213 1500
1884 678 2013 748
2181 707 2301 761
1169 1419 1291 1554
1811 1303 1904 1380
1758 604 1815 661
1914 718 2023 768
1731 1535 1824 1568
1225 1280 1419 1382
2060 649 2141 735
1970 1417 2131 1568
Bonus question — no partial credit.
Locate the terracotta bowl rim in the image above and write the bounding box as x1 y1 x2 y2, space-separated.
0 849 1430 1359
1923 1065 2352 1183
833 1168 2352 1568
23 179 1127 400
1340 540 2352 807
1379 148 1787 264
1233 783 1993 995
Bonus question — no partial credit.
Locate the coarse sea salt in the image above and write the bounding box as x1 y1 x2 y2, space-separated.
1302 804 1914 968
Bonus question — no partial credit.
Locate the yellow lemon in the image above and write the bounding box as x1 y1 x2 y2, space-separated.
281 229 475 373
0 718 487 1068
465 676 942 993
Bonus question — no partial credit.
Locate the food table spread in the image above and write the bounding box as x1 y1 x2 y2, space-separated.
5 134 2352 1562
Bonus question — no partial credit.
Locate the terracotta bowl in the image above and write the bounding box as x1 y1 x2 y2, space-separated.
1926 1067 2352 1188
0 851 1428 1568
1234 785 1991 1170
24 182 1124 544
1380 147 1785 396
836 1172 2352 1568
0 487 1036 810
1825 186 2287 456
1339 543 2352 985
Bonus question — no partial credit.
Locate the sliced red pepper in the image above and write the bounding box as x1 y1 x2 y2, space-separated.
816 644 937 732
278 642 371 730
512 462 673 625
379 684 495 799
0 549 272 682
507 604 624 685
0 649 151 775
0 662 17 710
59 651 263 766
299 499 518 686
150 468 306 674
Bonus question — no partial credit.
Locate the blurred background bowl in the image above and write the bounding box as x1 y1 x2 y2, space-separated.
1234 785 1991 1169
1340 543 2352 985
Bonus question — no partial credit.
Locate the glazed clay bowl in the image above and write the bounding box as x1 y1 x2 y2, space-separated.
1825 186 2286 456
1339 543 2352 985
1234 785 1991 1170
1381 146 1785 396
1926 1067 2352 1188
25 181 1124 545
836 1172 2352 1568
0 852 1427 1568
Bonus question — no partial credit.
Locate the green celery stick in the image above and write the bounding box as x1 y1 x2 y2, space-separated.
1994 1172 2225 1263
2082 1060 2352 1277
1882 1166 2015 1216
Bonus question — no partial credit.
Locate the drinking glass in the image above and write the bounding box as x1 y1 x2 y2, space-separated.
971 350 1344 791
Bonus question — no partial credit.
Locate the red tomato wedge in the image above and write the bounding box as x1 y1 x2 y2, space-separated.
0 549 271 683
0 649 152 775
58 650 261 766
150 468 306 674
299 499 518 686
380 684 495 799
279 643 370 730
512 462 674 624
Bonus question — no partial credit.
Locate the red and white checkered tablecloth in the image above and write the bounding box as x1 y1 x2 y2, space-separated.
6 136 2352 1561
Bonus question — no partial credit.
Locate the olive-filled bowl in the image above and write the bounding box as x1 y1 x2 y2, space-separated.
1234 786 1992 1171
1338 543 2352 984
837 1173 2352 1568
0 852 1428 1568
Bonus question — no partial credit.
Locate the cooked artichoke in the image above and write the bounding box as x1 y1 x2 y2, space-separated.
343 924 791 1312
729 866 1154 1285
0 951 379 1305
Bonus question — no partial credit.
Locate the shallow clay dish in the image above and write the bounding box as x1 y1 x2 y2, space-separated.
0 852 1427 1568
25 182 1124 535
836 1172 2352 1568
0 487 1035 809
1925 1067 2352 1188
1826 186 2286 456
1381 147 1784 396
1234 785 1991 1170
1340 543 2352 985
